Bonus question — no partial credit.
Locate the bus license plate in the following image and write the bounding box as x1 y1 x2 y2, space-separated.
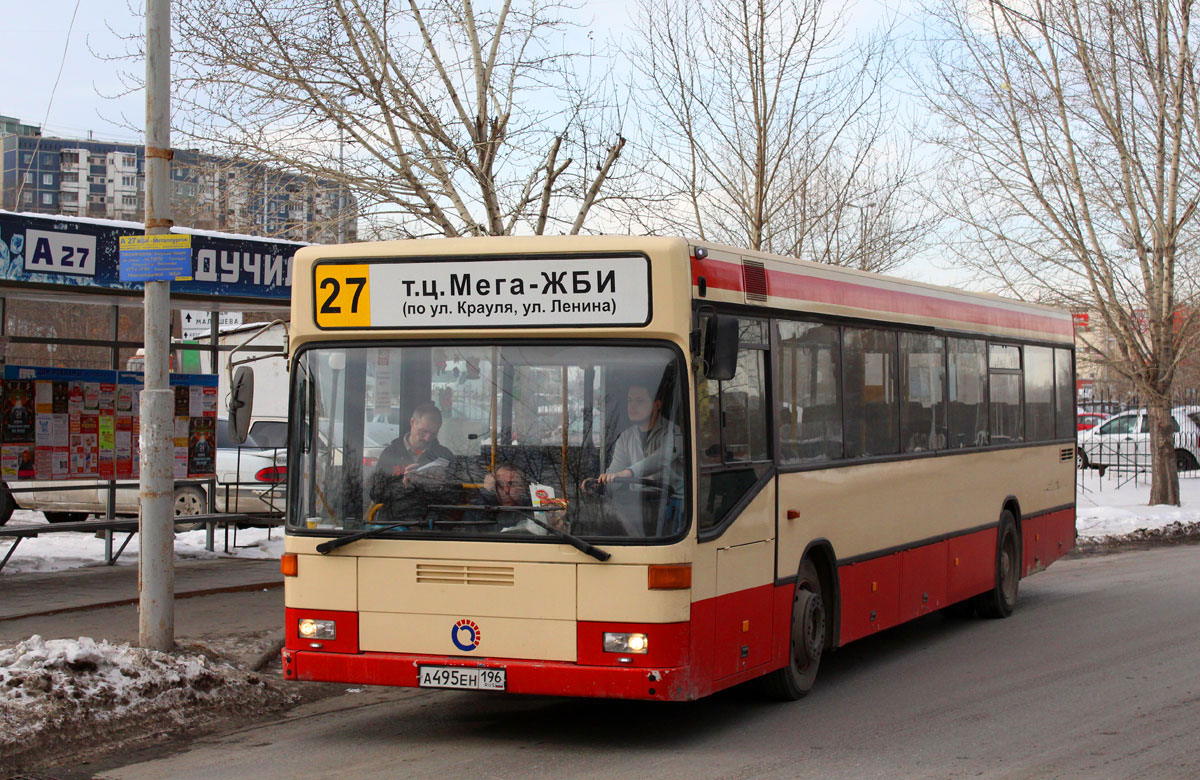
418 666 506 691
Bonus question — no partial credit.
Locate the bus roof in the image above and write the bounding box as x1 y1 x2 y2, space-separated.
690 242 1073 344
290 235 1073 345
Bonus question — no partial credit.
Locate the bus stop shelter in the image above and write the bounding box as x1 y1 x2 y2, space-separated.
0 209 298 529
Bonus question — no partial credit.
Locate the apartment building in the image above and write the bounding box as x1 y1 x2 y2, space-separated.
0 116 355 243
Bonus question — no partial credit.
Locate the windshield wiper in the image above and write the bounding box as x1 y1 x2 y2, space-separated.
427 504 612 562
315 507 611 561
315 521 418 554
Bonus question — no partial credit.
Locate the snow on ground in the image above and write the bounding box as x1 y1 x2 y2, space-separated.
1076 469 1200 540
0 509 284 575
2 476 1199 771
3 471 1197 577
0 634 293 771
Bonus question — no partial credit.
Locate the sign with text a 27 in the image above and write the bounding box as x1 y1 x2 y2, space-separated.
119 234 193 282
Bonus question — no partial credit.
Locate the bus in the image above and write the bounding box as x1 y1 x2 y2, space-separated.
272 236 1076 701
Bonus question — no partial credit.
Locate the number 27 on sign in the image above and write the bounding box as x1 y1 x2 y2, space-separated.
315 265 371 328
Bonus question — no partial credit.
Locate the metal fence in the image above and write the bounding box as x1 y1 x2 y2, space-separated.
1076 391 1200 491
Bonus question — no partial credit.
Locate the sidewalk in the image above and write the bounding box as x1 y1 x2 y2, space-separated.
0 557 282 621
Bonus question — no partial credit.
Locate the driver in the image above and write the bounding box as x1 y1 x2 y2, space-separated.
597 382 683 490
369 402 454 504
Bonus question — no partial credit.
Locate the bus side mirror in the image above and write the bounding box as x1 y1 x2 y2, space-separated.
702 315 739 381
228 366 255 444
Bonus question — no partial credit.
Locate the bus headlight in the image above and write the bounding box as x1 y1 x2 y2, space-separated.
298 618 337 640
603 632 648 654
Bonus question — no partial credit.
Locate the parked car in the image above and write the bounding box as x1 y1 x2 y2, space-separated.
1077 411 1109 431
1078 400 1127 416
1076 406 1200 473
0 417 289 525
212 417 288 515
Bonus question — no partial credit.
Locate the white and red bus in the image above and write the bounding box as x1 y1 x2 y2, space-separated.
274 236 1075 700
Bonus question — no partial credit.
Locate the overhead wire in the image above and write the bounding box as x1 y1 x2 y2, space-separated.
15 0 85 209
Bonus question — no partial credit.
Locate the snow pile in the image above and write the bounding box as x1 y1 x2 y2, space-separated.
1076 470 1200 544
0 509 284 575
0 634 293 770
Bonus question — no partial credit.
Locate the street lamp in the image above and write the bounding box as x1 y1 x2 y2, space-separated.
848 201 877 271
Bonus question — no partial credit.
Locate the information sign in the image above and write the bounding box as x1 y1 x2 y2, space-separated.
119 234 193 282
313 255 651 330
181 310 243 339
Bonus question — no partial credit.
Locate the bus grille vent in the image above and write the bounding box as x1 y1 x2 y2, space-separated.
415 563 515 586
1060 447 1075 462
742 259 769 303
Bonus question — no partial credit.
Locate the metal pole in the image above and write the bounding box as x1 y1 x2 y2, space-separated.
139 0 175 651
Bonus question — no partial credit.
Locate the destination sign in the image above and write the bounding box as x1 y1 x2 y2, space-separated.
313 256 651 329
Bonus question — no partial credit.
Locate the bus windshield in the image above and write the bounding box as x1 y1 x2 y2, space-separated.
290 343 688 542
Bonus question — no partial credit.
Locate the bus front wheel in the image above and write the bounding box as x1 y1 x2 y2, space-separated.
975 510 1020 619
762 558 826 700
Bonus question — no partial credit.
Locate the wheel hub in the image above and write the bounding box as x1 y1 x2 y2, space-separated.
797 590 825 667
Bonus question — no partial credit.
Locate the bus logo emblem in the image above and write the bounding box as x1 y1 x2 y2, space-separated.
451 619 481 652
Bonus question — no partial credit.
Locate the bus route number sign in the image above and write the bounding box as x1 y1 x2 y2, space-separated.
313 255 651 329
314 264 372 328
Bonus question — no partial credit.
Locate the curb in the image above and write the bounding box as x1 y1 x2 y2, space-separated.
0 579 283 623
251 637 287 672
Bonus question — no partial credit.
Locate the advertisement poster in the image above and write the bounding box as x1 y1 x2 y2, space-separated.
188 417 216 476
1 366 218 481
2 379 35 444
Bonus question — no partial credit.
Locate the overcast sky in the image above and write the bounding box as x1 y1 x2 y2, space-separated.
6 0 642 143
7 0 146 142
6 0 958 283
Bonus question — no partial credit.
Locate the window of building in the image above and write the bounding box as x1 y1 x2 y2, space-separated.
777 320 841 464
23 172 33 184
41 193 53 205
22 192 33 204
21 152 33 165
900 332 947 452
42 173 53 186
948 338 988 448
843 327 898 458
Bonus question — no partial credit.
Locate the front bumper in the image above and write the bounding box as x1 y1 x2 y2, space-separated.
282 648 695 701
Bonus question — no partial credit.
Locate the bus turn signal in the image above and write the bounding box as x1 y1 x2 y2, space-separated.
281 553 298 577
648 564 691 590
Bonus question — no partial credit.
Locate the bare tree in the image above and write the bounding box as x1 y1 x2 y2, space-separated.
131 0 628 237
922 0 1200 504
627 0 926 271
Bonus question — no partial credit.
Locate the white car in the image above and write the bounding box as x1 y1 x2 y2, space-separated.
0 417 288 525
1076 406 1200 473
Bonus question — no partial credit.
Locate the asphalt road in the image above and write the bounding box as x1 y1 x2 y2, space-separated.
105 545 1200 780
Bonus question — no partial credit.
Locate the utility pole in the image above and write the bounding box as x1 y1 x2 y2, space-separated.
140 0 175 652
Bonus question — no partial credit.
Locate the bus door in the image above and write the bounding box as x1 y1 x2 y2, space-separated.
695 317 775 681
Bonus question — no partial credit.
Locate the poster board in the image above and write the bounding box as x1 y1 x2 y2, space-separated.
0 365 218 481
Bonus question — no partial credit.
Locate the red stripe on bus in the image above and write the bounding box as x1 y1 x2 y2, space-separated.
284 607 359 654
691 256 1073 338
1021 508 1076 575
282 512 1074 699
283 648 693 700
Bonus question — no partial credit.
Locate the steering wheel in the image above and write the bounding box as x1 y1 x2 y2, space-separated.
583 475 665 497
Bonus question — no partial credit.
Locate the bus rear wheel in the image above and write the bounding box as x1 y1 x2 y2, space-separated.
762 558 826 700
975 510 1019 619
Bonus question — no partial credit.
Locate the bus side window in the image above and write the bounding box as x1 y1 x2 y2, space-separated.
698 320 771 535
